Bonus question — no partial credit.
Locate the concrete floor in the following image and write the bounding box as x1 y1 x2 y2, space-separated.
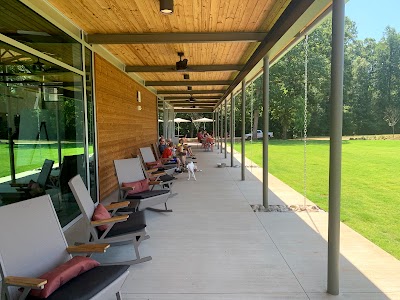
100 143 400 300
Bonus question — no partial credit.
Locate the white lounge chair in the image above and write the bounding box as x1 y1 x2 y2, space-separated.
68 175 152 265
114 157 172 212
137 153 176 193
0 195 129 300
139 146 176 176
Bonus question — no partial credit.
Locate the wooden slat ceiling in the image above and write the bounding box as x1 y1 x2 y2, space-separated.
47 0 327 111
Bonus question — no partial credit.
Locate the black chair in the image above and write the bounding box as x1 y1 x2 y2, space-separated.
6 159 54 201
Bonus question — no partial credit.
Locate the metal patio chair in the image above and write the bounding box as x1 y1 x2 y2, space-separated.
114 157 172 212
139 146 176 176
68 175 152 265
0 195 129 300
10 158 54 197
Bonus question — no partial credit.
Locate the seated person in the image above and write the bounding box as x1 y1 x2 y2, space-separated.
178 138 194 158
175 144 187 167
162 142 182 172
197 130 204 144
159 138 167 155
204 133 214 151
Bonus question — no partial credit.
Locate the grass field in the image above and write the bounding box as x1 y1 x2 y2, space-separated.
233 140 400 260
0 143 85 178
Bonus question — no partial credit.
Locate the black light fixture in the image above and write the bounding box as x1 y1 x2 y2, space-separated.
188 95 196 103
176 52 188 71
160 0 174 15
188 86 192 90
32 57 44 72
184 74 190 80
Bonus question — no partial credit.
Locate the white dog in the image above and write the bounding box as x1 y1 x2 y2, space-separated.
187 161 196 181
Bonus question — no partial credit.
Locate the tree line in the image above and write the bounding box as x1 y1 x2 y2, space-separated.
228 17 400 139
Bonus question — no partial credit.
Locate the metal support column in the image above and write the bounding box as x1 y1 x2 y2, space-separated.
327 0 345 295
163 101 167 138
224 98 228 158
212 112 215 139
262 56 270 208
230 94 235 167
216 109 219 149
220 105 223 154
241 80 246 181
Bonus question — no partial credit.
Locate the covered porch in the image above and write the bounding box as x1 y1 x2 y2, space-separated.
98 146 400 299
2 0 398 298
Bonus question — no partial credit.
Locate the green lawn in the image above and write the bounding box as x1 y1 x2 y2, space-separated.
0 143 85 178
233 140 400 259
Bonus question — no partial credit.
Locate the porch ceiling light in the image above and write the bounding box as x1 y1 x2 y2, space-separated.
160 0 173 15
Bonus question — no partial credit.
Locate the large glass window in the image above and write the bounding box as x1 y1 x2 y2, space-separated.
0 0 83 70
0 43 92 227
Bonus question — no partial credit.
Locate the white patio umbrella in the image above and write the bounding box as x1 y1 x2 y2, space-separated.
193 117 214 130
174 117 191 136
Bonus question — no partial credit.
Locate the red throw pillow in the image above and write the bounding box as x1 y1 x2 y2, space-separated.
146 160 163 168
30 256 100 298
91 203 111 231
122 179 150 195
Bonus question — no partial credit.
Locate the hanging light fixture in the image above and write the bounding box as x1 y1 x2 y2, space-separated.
160 0 174 15
32 57 44 72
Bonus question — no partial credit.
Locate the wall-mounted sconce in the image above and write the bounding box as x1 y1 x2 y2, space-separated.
137 105 142 111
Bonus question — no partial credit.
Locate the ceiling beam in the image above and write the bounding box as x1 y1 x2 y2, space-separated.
162 96 221 100
174 108 214 113
165 102 219 105
217 0 315 107
125 65 244 73
171 103 215 107
146 80 231 86
158 90 225 95
87 32 266 44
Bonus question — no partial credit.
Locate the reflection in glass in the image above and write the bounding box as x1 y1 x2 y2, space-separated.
0 0 82 70
0 42 86 226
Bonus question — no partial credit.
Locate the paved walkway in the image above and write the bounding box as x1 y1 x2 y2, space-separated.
101 143 400 299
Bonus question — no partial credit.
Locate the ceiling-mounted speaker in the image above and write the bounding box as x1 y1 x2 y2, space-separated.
160 0 174 14
176 52 188 71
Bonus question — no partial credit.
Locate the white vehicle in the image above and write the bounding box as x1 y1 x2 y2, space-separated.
245 130 273 140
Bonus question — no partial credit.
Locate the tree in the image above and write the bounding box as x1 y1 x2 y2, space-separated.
383 106 400 137
374 27 400 133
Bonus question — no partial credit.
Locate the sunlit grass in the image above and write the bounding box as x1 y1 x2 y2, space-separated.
233 139 400 259
0 143 86 178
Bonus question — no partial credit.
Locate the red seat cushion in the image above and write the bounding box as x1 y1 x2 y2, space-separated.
30 256 100 298
122 179 150 195
91 203 112 231
146 160 163 168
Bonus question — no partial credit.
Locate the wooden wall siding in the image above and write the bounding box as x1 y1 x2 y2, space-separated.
95 54 157 200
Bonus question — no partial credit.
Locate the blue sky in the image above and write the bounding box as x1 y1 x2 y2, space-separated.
346 0 400 40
